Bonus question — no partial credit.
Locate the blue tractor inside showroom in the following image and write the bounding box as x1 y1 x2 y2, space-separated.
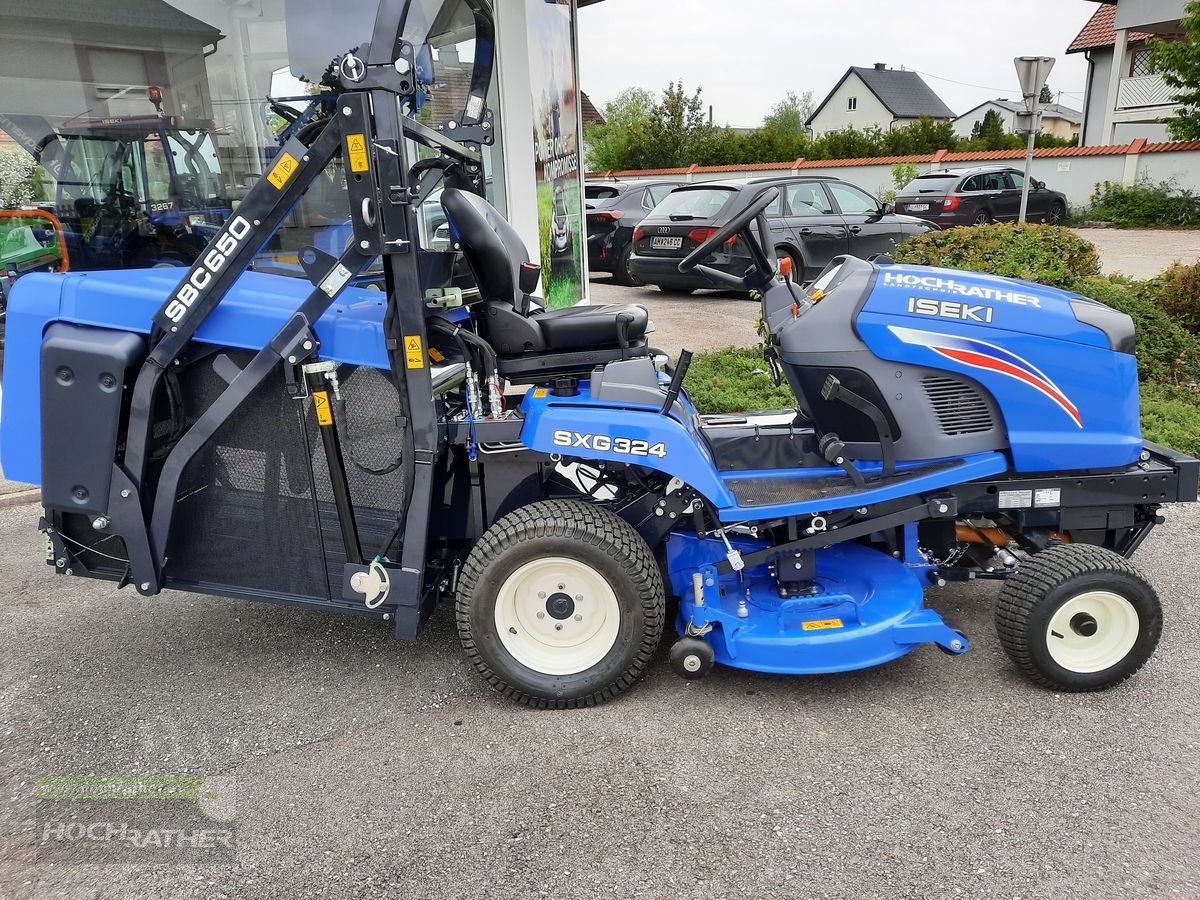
1 0 1196 708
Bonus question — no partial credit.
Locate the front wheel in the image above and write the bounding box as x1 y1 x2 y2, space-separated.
1047 201 1067 226
456 500 666 708
995 544 1162 692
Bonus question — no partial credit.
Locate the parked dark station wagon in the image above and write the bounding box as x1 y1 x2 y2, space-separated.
894 165 1069 227
627 176 936 292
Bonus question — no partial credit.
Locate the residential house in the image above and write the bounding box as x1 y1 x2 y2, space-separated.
580 92 606 128
1069 0 1187 145
953 99 1083 141
805 64 955 137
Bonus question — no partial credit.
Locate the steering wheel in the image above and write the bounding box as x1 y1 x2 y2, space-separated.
677 185 780 287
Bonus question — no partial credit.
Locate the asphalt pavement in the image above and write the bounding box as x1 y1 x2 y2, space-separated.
1 262 1199 898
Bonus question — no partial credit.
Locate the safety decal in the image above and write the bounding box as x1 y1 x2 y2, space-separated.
313 391 334 426
802 619 844 632
405 336 425 370
267 152 300 190
890 326 1082 428
346 134 370 173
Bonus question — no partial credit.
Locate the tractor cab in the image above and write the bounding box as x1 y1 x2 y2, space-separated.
37 107 231 271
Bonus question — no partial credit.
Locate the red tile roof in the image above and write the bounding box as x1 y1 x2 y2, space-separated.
585 140 1198 179
1068 3 1156 53
580 92 606 128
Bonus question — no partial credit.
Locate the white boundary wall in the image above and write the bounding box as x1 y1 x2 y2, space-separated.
591 144 1200 213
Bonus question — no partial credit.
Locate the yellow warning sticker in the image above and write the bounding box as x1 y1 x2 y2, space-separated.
346 133 370 173
802 618 844 632
313 390 334 426
428 347 446 364
533 388 549 399
267 152 300 190
405 336 425 370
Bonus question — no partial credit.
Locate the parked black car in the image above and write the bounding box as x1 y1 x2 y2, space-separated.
585 179 679 285
627 176 936 293
894 165 1069 227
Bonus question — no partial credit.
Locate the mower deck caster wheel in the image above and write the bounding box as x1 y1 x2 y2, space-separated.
937 630 970 655
669 637 715 680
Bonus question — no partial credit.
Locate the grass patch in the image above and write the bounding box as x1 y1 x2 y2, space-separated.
686 346 794 414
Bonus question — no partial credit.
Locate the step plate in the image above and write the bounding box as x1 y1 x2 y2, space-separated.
726 460 954 508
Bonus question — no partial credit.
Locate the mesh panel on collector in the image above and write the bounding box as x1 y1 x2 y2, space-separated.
166 356 408 603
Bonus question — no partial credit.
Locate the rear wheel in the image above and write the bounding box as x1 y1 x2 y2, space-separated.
612 244 642 287
972 210 993 226
456 500 666 708
995 544 1162 692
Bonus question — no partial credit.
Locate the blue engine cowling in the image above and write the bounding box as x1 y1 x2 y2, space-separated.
769 257 1142 474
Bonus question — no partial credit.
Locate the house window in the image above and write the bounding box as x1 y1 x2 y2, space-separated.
1130 47 1154 77
848 97 858 112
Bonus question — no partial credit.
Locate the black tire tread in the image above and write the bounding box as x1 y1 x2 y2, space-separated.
612 244 639 287
455 500 665 709
995 544 1161 692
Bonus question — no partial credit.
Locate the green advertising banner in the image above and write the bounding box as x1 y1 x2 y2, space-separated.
527 0 584 308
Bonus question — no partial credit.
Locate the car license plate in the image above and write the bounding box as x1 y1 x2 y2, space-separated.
651 236 683 250
908 203 930 212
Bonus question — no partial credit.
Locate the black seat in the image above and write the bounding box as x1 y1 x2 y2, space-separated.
441 188 650 380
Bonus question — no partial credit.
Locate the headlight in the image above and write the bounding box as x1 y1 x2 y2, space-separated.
188 214 208 227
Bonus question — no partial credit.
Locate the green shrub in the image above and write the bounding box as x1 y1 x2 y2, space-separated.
1073 275 1200 385
1084 179 1200 229
1140 382 1200 457
891 224 1101 290
686 347 794 414
1150 260 1200 334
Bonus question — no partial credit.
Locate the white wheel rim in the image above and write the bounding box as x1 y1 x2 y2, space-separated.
494 557 622 676
1045 590 1140 674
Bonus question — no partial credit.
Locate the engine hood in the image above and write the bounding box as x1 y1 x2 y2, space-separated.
862 264 1133 352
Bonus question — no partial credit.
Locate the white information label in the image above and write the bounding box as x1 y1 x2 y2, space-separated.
1034 488 1062 508
998 490 1033 509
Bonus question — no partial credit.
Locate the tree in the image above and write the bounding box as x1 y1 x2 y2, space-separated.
970 109 1008 149
643 81 713 169
583 87 655 172
1151 0 1200 141
762 91 815 140
1039 84 1055 106
0 149 41 208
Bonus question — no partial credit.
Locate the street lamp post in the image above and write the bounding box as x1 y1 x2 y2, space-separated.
1014 56 1055 224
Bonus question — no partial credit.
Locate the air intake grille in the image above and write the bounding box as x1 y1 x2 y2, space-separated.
921 375 995 436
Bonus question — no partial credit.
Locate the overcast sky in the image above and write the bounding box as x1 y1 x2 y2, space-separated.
577 0 1097 127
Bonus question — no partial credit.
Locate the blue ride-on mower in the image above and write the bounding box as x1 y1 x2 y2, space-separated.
2 0 1196 708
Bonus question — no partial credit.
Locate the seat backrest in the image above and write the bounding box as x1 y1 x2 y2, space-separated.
441 188 527 307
